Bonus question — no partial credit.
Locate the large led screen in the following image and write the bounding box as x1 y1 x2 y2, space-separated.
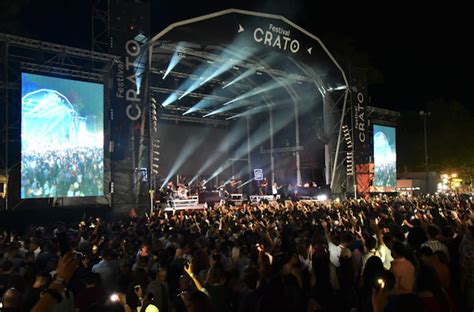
373 125 396 192
21 73 104 198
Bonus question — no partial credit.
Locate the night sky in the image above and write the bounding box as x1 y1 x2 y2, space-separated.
2 0 471 113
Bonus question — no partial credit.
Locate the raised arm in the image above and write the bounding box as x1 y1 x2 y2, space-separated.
32 251 78 312
184 263 204 292
321 220 331 244
371 218 384 246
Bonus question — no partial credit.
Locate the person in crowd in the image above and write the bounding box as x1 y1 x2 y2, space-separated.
91 248 119 292
74 273 106 312
417 246 451 290
414 264 455 312
390 241 416 294
22 271 51 311
147 266 171 312
421 225 450 262
460 225 474 310
2 287 22 312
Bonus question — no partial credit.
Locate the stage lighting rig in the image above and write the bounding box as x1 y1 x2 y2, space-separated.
342 124 354 176
150 98 158 132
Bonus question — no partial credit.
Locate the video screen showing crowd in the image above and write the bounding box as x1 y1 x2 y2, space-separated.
373 125 397 192
20 73 104 199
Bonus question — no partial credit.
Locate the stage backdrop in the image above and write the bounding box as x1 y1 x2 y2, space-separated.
21 73 104 199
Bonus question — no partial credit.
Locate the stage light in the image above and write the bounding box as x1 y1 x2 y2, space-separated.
134 33 148 44
316 194 327 201
207 96 316 180
237 178 254 189
161 133 208 188
222 69 255 89
172 40 255 101
189 119 248 184
223 79 293 107
226 98 289 120
162 93 178 107
163 43 184 79
183 99 217 115
346 151 354 176
327 85 348 92
178 91 190 100
150 98 158 132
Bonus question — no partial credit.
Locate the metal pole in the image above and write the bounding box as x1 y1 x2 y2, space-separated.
423 112 429 193
330 90 349 190
4 42 9 211
246 116 252 194
294 101 302 186
269 108 275 185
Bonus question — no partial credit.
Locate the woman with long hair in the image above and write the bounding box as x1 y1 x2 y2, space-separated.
415 265 455 312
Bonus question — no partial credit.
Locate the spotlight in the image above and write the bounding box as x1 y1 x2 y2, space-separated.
327 85 348 92
163 43 184 79
346 151 354 176
316 194 327 201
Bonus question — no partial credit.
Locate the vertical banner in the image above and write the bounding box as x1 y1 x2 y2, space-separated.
110 0 149 157
109 0 149 214
351 68 370 194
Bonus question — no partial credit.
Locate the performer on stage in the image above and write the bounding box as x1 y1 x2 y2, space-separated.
218 185 230 204
258 177 269 195
177 183 188 199
166 181 176 198
226 176 241 194
272 182 283 198
158 188 169 210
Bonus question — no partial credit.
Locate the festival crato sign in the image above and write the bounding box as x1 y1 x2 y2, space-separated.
253 24 300 54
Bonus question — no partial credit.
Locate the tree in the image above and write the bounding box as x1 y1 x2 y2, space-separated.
398 98 474 179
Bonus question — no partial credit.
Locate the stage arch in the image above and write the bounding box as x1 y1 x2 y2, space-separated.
148 8 349 195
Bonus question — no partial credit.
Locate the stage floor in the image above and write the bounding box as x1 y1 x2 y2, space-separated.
164 204 206 212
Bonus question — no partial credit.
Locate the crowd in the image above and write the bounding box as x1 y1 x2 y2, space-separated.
1 194 474 311
21 147 104 198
